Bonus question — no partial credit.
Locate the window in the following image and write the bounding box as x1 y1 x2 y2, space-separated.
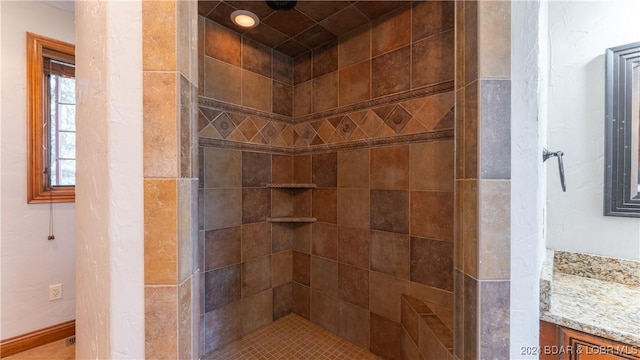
27 33 75 203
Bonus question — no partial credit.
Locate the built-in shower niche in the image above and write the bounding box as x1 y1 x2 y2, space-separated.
197 1 456 358
266 182 317 224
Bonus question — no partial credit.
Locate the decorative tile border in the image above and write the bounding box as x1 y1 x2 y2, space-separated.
198 85 455 154
200 129 453 155
199 97 294 124
199 137 294 155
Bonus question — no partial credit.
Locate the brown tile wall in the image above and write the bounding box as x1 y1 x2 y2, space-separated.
201 18 293 117
144 0 198 359
454 1 512 359
199 148 296 355
294 2 454 115
198 0 455 150
400 295 454 360
198 2 456 359
289 141 454 359
199 141 455 359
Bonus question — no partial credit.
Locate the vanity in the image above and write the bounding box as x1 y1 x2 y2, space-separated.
537 39 640 360
539 249 640 359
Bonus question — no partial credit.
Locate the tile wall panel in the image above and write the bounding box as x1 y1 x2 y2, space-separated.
338 300 370 349
144 179 178 285
144 72 178 178
371 5 411 57
273 283 293 320
146 286 178 359
310 290 339 334
311 222 338 260
370 230 410 279
337 227 370 269
197 2 459 357
204 227 241 271
370 312 402 359
455 1 512 359
144 0 199 358
337 264 369 309
199 128 458 358
199 6 455 152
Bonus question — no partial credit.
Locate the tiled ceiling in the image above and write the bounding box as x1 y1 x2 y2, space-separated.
198 1 409 57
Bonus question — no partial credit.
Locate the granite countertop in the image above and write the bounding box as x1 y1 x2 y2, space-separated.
540 249 640 347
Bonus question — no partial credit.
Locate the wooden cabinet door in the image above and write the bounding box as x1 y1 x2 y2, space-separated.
559 327 640 360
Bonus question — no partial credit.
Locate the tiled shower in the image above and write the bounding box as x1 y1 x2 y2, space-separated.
197 1 457 358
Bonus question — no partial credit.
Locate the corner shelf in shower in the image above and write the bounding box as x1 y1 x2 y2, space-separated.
266 217 317 223
267 183 317 189
267 183 317 223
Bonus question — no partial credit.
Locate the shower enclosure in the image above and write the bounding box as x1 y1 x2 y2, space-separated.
197 1 455 358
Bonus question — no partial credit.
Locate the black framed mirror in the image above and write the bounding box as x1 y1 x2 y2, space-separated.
604 41 640 217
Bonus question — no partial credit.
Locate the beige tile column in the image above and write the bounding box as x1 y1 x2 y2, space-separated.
143 0 199 359
454 1 512 359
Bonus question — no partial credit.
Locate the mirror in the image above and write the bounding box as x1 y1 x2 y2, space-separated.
604 41 640 216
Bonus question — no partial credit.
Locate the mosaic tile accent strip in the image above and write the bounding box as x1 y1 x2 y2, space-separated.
205 313 380 360
199 89 455 152
199 110 294 147
554 250 640 286
199 129 453 156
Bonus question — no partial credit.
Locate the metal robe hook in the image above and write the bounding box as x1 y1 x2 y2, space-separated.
543 148 566 192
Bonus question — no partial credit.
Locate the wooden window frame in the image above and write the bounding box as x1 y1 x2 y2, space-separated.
27 32 75 203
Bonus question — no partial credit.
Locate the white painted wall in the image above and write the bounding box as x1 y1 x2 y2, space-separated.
511 0 548 358
75 0 144 358
0 1 75 340
546 0 640 261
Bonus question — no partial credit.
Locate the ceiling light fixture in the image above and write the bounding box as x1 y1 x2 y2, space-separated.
266 1 297 11
230 10 259 28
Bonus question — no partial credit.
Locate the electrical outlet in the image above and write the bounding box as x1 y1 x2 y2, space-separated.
49 284 62 301
65 336 76 346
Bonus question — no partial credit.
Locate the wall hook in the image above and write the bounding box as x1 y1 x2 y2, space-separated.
543 148 566 192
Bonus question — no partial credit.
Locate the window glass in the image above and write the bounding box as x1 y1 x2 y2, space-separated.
26 32 75 203
46 69 76 187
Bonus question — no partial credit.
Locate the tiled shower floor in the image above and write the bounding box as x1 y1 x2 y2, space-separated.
205 314 381 360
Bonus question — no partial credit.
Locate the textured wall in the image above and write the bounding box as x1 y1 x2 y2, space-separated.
510 0 547 358
0 1 76 340
546 1 640 261
75 1 144 358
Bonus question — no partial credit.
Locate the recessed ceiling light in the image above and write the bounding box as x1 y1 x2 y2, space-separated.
266 1 297 11
230 10 259 29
